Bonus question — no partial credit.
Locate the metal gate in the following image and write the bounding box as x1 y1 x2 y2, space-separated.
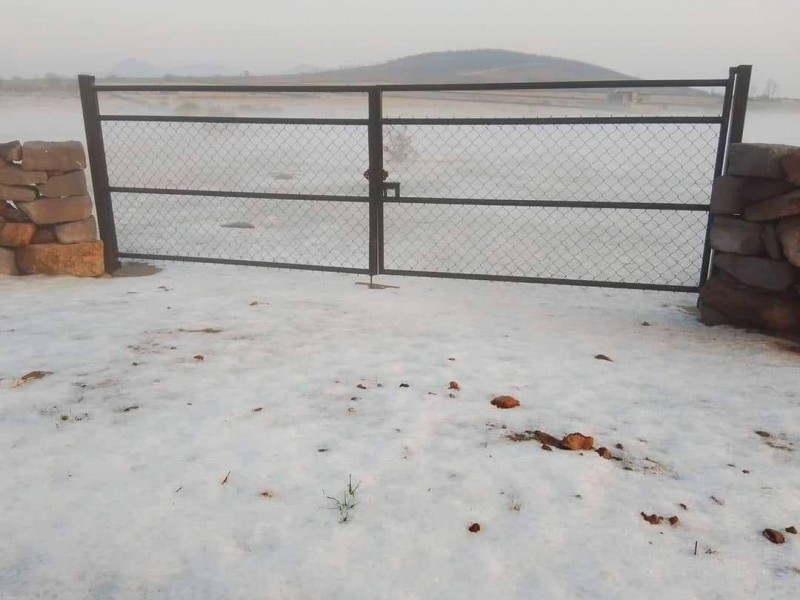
79 66 751 292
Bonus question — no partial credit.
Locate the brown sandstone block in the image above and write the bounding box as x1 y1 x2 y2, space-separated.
781 149 800 185
54 216 97 244
37 171 87 198
699 276 800 332
0 201 30 223
727 143 798 179
16 241 104 277
0 247 17 275
0 222 36 247
0 164 48 186
0 184 37 203
744 189 800 222
31 227 57 244
709 216 763 255
0 141 22 162
777 217 800 268
714 252 798 292
18 196 92 225
21 141 86 172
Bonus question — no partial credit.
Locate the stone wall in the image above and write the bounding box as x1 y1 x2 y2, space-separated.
700 143 800 333
0 140 104 277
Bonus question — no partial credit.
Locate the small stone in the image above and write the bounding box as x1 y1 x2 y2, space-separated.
0 184 37 203
0 141 22 161
399 383 410 388
0 222 36 247
541 443 553 451
491 395 520 409
641 512 663 525
786 526 798 535
21 141 86 172
357 384 366 389
615 443 624 450
0 165 48 186
562 433 594 451
763 528 786 544
594 354 613 362
448 381 460 391
668 516 680 526
468 523 481 533
679 503 688 510
36 170 87 198
194 355 205 361
596 447 612 459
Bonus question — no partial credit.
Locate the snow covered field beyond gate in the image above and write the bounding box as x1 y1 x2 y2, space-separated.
1 264 799 600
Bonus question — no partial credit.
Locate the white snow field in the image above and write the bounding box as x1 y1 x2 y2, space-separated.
1 264 799 599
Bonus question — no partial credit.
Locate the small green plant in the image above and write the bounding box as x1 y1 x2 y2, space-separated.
325 475 360 523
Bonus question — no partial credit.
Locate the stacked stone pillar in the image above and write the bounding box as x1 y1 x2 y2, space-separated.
700 143 800 333
0 140 104 277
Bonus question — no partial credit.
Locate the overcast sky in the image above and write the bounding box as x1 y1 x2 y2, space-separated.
5 0 800 96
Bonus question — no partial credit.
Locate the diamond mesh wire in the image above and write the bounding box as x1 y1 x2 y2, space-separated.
112 193 369 269
382 203 707 286
103 121 368 195
383 123 718 203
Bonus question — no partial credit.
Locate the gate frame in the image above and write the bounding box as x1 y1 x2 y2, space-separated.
79 68 752 290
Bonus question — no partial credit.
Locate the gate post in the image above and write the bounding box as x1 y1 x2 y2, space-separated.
699 65 751 288
367 89 384 277
78 74 120 273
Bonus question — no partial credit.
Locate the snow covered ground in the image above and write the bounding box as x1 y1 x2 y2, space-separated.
1 263 799 599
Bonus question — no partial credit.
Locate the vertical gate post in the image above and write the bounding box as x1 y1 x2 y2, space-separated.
367 89 384 277
728 65 752 144
699 68 738 287
78 74 120 273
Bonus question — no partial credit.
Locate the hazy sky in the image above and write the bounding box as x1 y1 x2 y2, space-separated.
6 0 800 96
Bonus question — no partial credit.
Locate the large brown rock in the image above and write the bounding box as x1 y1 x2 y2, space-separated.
709 177 793 215
727 144 798 179
781 150 800 185
21 141 86 172
762 224 783 260
777 217 800 268
714 253 798 291
699 276 800 332
18 196 92 225
0 141 22 162
37 171 87 198
709 217 763 255
0 184 37 203
0 247 17 275
54 216 97 244
0 201 30 223
0 165 47 186
0 222 36 247
16 241 104 277
744 189 800 222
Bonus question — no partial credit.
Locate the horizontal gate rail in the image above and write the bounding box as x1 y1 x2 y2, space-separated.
94 78 730 94
381 197 711 210
377 269 698 293
117 253 370 274
109 187 370 202
99 115 369 125
383 116 723 126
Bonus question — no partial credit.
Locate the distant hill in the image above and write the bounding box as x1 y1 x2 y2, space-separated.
106 59 235 79
268 50 633 85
